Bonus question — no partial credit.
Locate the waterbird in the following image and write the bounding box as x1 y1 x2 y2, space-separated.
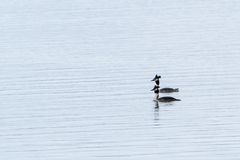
151 85 179 93
156 94 181 102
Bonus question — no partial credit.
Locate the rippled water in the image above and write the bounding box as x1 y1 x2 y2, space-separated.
1 0 240 159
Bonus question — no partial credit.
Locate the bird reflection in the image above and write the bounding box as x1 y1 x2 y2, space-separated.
154 100 159 109
153 100 174 122
153 99 173 108
153 100 160 121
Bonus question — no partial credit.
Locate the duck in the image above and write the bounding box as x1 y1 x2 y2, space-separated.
152 88 181 102
151 85 179 93
156 94 181 102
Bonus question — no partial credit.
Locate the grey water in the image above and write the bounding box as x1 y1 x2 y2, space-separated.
1 0 240 159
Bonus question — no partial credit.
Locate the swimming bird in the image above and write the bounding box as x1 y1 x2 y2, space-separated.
151 74 161 85
156 94 181 102
152 88 181 102
151 85 179 93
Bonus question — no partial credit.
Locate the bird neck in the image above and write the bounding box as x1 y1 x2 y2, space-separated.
155 94 159 100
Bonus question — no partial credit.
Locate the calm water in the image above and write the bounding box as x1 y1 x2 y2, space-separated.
1 0 240 159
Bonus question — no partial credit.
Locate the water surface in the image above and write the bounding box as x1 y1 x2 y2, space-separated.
1 0 240 159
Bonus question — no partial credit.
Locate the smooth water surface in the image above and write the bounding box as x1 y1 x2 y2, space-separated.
1 0 240 159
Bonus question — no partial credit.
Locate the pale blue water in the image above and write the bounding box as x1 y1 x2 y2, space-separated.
1 0 240 160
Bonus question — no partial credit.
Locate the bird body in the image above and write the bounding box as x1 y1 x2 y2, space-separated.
157 96 181 102
154 93 181 102
160 87 179 93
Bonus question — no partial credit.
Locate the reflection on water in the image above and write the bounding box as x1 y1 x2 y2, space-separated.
153 100 159 121
1 0 240 160
153 99 174 108
154 100 159 109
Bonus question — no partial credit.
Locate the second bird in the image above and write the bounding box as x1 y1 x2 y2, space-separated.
151 74 179 93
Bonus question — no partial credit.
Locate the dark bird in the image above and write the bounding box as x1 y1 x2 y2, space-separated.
157 95 181 102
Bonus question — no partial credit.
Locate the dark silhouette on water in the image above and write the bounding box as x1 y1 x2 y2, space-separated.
155 94 181 102
154 100 159 108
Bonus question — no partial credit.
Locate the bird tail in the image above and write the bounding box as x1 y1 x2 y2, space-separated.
175 98 181 101
174 88 179 92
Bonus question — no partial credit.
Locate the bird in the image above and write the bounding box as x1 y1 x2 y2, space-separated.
151 85 179 93
156 95 181 102
151 87 181 102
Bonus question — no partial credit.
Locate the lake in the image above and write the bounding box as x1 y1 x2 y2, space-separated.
0 0 240 159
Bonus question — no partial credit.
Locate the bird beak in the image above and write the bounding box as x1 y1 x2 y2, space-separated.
151 75 157 81
151 77 157 81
